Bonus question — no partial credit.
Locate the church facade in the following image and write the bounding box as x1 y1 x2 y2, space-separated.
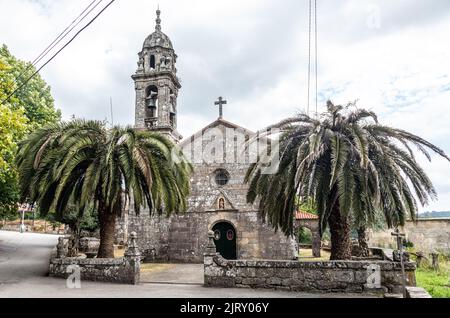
117 9 297 263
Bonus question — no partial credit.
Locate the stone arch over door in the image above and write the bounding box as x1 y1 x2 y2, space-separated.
295 219 321 258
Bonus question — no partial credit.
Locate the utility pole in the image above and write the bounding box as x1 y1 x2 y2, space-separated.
110 97 114 127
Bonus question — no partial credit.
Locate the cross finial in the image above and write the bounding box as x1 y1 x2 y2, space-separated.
214 97 227 119
155 6 161 31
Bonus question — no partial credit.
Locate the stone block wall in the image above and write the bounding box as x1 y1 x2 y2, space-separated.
204 254 416 294
367 219 450 254
125 210 296 263
49 257 140 285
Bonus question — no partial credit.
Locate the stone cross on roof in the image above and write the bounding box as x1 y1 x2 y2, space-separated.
214 96 227 119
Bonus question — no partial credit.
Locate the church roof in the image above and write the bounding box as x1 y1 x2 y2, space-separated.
143 30 174 50
143 8 174 50
295 211 319 220
180 117 257 146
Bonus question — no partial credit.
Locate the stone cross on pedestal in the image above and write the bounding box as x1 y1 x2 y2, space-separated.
391 228 407 298
391 228 405 252
214 97 227 119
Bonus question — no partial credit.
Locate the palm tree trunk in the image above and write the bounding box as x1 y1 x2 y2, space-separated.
328 202 352 260
357 226 370 257
97 209 116 258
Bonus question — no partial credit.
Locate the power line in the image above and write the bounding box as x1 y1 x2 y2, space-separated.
306 0 319 117
1 0 116 105
110 97 114 127
32 0 102 69
11 0 102 88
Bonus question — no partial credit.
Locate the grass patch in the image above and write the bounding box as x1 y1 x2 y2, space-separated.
298 249 331 261
416 269 450 298
114 245 125 258
415 258 450 298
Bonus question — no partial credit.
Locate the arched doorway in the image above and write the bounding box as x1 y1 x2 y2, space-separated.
212 222 237 260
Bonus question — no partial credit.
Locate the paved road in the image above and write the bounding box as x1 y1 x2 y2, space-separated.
0 231 374 298
0 230 59 286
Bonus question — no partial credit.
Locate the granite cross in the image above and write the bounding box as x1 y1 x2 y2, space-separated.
214 97 227 119
391 228 406 251
391 228 407 298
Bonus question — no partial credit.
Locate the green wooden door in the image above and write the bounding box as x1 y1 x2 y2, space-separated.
212 222 237 260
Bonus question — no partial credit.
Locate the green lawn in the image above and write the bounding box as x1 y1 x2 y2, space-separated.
415 262 450 298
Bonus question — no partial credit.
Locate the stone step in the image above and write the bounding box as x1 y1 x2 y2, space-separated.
384 293 403 298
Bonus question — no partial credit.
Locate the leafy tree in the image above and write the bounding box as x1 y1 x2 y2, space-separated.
246 101 450 260
16 120 192 258
0 45 60 219
0 57 27 220
0 45 61 129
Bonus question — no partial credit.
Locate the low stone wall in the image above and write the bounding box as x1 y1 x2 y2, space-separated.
205 255 416 294
49 232 141 285
203 231 416 295
49 257 140 284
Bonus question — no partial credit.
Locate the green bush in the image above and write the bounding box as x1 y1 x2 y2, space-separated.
299 228 312 244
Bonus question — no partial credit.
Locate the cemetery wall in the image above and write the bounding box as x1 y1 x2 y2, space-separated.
367 219 450 254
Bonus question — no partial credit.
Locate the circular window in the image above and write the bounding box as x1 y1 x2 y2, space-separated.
215 169 230 186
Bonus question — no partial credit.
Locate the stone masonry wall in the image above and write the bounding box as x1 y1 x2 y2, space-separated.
204 254 416 294
367 219 450 254
127 210 296 263
49 234 141 285
49 257 140 285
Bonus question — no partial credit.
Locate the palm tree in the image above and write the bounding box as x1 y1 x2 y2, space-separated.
246 101 449 260
16 120 192 258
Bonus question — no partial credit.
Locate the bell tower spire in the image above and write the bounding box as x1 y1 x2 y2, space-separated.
132 8 182 143
155 6 161 31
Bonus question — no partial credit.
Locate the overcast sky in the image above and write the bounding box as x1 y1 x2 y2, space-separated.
1 0 449 212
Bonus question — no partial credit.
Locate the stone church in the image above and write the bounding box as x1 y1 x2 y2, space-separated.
117 9 297 263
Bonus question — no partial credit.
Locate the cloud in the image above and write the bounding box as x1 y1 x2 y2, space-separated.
1 0 449 211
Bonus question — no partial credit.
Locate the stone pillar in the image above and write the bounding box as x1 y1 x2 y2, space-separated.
56 236 69 259
205 230 218 256
125 232 141 285
204 230 219 287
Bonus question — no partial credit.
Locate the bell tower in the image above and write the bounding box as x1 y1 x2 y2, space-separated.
132 8 182 142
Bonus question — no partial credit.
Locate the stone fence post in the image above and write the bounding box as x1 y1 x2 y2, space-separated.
431 252 439 270
56 236 69 258
125 231 141 285
205 230 218 256
204 230 220 286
